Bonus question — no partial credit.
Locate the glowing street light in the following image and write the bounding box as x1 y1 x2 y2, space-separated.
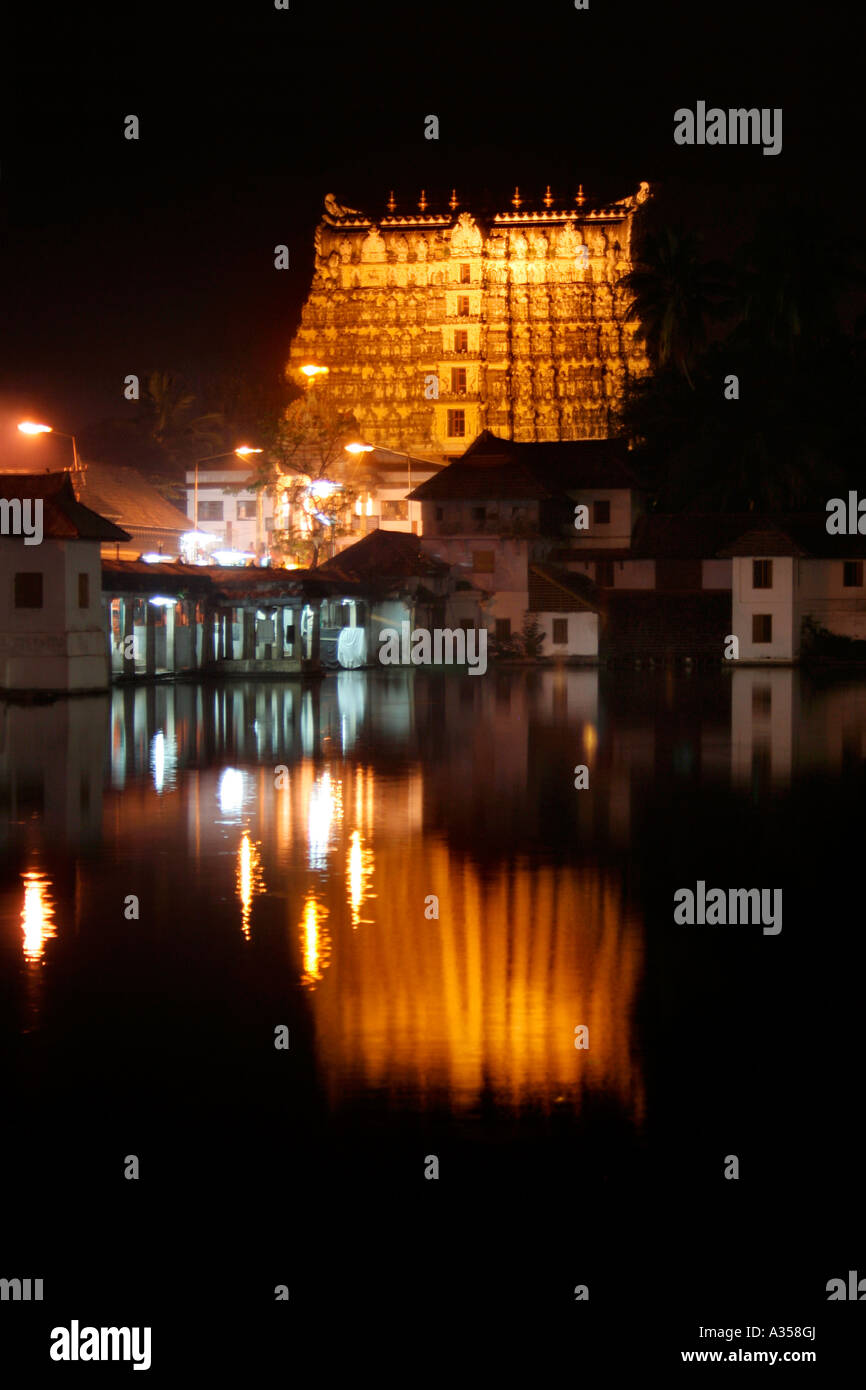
300 364 329 379
344 442 374 455
18 420 82 471
193 446 263 533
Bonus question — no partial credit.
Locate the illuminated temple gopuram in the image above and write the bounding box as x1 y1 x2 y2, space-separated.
288 184 652 461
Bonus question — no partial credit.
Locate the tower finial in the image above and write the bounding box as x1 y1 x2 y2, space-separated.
543 184 554 208
418 189 428 212
575 183 586 207
449 187 459 211
387 190 396 214
511 185 522 209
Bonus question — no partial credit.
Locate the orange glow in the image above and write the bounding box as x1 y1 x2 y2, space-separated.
304 844 645 1120
347 829 375 928
299 894 331 987
345 442 373 454
237 830 265 940
234 446 263 456
583 723 598 756
21 872 56 962
17 421 52 435
300 364 329 378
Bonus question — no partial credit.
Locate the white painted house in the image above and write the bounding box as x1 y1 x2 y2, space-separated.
0 472 129 693
720 521 866 661
411 430 630 656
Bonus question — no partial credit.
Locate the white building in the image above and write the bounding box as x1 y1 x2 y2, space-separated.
0 472 129 693
186 446 443 564
721 521 866 661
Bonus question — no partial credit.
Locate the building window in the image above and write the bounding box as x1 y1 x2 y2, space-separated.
451 367 467 394
552 618 568 645
381 500 408 520
435 507 444 521
495 618 511 641
843 560 863 587
237 500 257 519
459 263 471 284
753 559 773 589
472 550 495 573
472 506 486 524
454 330 469 352
593 499 610 525
457 295 470 317
199 501 224 521
264 516 275 532
596 560 614 587
447 409 466 437
78 573 89 608
752 614 773 644
14 572 43 608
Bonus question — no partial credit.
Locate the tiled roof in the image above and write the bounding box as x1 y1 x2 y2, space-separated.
408 430 642 502
0 472 130 541
528 563 602 613
101 559 343 600
630 512 760 559
715 515 866 559
319 528 449 583
76 462 193 535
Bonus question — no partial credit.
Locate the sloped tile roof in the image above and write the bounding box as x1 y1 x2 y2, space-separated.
0 471 130 541
408 430 642 501
319 527 449 583
528 563 602 613
76 461 193 535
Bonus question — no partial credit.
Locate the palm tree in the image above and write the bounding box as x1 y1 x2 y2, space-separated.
731 209 863 355
138 370 226 469
618 227 727 388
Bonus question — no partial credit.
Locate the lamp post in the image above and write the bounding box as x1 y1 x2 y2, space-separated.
346 441 416 531
17 421 83 474
193 447 262 544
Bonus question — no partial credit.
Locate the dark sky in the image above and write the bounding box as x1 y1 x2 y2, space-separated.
2 0 858 464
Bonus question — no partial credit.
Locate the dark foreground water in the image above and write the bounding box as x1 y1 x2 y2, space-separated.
1 668 864 1372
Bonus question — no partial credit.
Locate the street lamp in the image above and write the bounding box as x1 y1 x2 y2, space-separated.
346 441 417 529
18 421 83 472
193 446 263 531
300 364 329 381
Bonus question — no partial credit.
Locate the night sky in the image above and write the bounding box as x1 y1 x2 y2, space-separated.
2 0 857 463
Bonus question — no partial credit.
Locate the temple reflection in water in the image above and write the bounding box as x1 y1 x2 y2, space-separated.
2 666 866 1124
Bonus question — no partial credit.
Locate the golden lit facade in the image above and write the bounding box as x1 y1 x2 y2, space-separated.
288 185 652 459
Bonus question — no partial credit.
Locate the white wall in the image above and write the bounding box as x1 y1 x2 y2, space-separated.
535 610 598 657
796 558 866 641
703 559 731 590
731 556 795 661
0 538 109 690
569 488 634 548
567 557 655 590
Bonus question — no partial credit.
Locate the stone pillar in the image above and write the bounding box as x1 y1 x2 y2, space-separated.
243 609 256 660
188 601 199 671
301 601 321 673
122 597 136 679
166 603 177 673
145 601 157 676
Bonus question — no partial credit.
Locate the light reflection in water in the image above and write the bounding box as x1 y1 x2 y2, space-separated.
347 829 375 928
306 843 645 1121
307 771 343 870
218 767 246 818
237 830 265 940
299 894 331 987
21 872 56 963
